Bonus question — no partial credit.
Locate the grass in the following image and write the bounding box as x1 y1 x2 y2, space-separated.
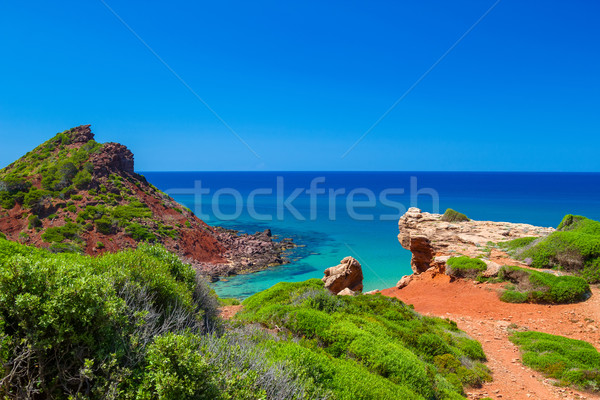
446 256 487 279
498 265 590 304
500 215 600 283
238 279 490 399
510 330 600 391
441 208 470 222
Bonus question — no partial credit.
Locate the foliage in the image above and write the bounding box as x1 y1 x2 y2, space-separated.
498 266 590 304
502 215 600 283
0 240 220 399
41 222 81 243
441 209 470 222
510 330 600 391
446 256 487 279
238 279 490 399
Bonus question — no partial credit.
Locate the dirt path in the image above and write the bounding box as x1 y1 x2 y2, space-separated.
381 271 600 400
219 304 244 320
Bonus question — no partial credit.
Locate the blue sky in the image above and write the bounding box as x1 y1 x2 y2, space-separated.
0 1 598 171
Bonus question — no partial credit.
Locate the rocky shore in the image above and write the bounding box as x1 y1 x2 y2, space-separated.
197 227 296 281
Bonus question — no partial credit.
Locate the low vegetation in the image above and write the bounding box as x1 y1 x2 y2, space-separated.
0 237 328 399
499 214 600 283
498 265 590 304
446 256 487 279
237 280 491 399
0 127 188 253
0 236 493 399
509 330 600 391
441 208 470 223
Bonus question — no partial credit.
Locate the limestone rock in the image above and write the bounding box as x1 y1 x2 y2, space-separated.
322 256 364 294
398 207 555 274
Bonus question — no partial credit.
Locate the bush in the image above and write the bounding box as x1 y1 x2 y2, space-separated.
498 266 590 304
95 216 114 235
136 333 219 400
238 279 489 398
23 188 49 209
41 222 80 243
0 240 220 399
505 215 600 283
27 215 42 229
446 256 487 279
510 330 600 391
441 208 470 222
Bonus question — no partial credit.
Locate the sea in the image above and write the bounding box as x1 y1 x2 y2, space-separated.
142 172 600 299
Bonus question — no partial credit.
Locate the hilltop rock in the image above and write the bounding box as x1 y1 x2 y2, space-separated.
70 125 95 143
91 142 135 176
398 207 554 275
322 256 364 294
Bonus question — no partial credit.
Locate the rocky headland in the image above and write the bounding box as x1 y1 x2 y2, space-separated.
0 125 294 279
397 207 555 280
383 208 599 400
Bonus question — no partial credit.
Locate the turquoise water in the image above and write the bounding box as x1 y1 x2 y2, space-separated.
143 172 600 299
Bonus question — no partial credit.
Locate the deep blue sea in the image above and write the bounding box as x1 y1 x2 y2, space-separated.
142 172 600 299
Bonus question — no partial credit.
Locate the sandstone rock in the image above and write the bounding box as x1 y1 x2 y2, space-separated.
322 256 364 294
337 288 356 296
398 208 554 274
396 274 413 289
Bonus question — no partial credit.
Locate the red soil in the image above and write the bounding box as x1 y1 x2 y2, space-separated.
381 270 600 400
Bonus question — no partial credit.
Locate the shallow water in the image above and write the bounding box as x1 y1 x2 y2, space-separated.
143 172 600 299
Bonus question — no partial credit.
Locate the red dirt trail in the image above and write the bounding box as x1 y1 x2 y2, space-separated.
381 270 600 400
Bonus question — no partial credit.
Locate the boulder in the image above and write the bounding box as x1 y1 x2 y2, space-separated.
337 288 356 296
396 274 413 289
322 256 363 294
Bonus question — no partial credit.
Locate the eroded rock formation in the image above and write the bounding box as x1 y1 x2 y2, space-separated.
398 207 554 274
322 256 364 294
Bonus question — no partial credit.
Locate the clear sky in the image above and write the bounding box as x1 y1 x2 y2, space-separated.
0 1 598 171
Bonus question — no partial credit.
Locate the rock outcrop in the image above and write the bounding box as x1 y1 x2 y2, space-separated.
398 208 555 275
322 256 364 294
0 125 295 280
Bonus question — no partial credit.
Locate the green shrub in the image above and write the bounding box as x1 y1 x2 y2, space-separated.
498 266 590 304
136 333 219 400
498 236 538 251
126 223 156 242
505 215 600 283
0 240 220 398
0 192 16 209
446 256 487 279
48 242 83 253
95 217 114 235
510 331 600 391
441 208 470 222
41 222 80 243
27 215 42 229
23 188 49 209
238 279 489 398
